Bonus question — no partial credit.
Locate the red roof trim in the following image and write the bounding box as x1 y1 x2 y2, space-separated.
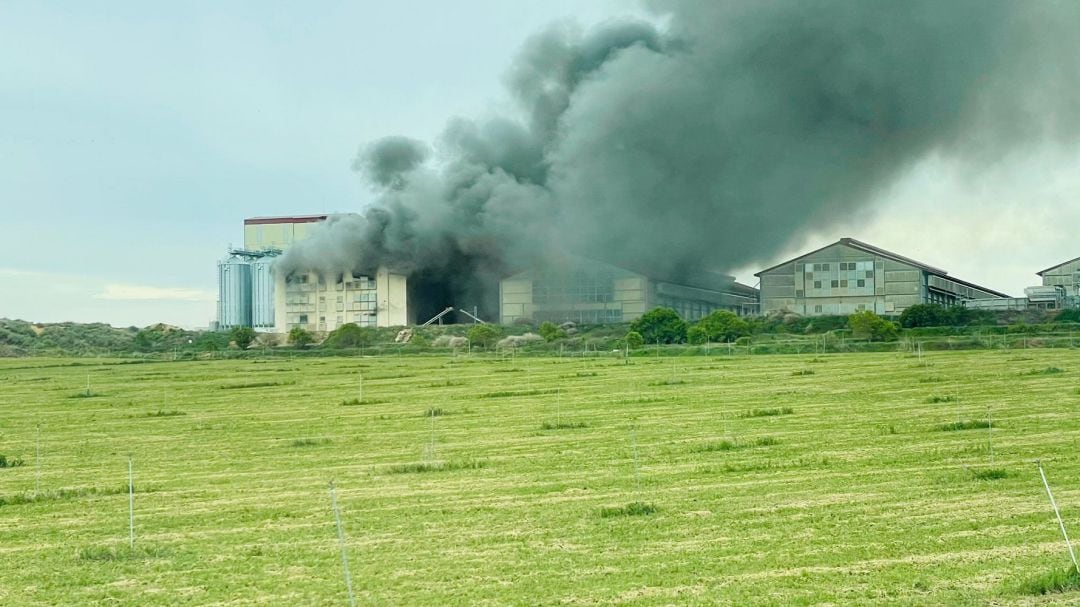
244 215 328 225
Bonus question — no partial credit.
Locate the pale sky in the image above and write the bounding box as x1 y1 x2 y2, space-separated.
1 1 1077 327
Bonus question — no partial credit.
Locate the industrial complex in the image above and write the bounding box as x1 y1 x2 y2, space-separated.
217 217 1080 333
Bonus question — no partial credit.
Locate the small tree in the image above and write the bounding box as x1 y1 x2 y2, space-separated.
848 310 899 342
687 325 708 345
325 323 377 349
193 331 229 353
695 310 750 343
538 321 565 342
288 327 314 348
230 326 257 350
630 308 687 344
467 324 502 349
624 330 645 350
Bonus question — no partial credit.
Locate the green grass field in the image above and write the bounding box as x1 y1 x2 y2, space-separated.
3 349 1080 605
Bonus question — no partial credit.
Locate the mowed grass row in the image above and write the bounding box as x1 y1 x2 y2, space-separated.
1 350 1079 605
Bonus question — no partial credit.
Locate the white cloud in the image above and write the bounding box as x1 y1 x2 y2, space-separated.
96 284 215 302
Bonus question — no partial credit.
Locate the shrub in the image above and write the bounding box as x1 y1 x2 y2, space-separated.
694 310 750 343
848 311 899 342
624 331 644 350
324 323 377 349
538 321 566 342
288 327 314 348
230 327 257 350
467 324 502 349
630 308 687 344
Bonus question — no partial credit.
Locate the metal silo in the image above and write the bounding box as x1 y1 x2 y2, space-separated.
218 255 252 329
251 256 277 329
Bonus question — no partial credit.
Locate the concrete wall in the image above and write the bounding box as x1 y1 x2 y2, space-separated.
275 268 407 333
759 241 1006 316
759 242 918 316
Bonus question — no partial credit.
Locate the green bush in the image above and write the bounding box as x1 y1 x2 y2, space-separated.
288 327 314 348
538 321 566 342
230 327 257 350
630 308 687 344
694 310 750 343
467 324 502 349
848 311 899 341
624 331 644 349
324 323 377 349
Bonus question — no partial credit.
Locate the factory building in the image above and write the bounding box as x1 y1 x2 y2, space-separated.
1038 256 1080 303
966 256 1080 312
216 215 328 331
756 238 1009 316
243 214 328 251
499 256 758 325
274 268 409 332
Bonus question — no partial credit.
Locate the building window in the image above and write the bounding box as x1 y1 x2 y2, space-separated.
298 314 308 324
814 305 823 313
857 279 865 287
796 290 804 298
814 281 822 289
822 263 830 271
831 280 839 288
840 280 848 288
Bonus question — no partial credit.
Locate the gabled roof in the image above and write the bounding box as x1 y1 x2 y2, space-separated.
1037 255 1080 276
754 237 1009 298
755 238 944 276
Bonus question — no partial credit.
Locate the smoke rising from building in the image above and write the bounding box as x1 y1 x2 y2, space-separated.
278 0 1080 321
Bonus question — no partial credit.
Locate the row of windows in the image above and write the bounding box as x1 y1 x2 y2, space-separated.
810 279 868 289
290 313 377 327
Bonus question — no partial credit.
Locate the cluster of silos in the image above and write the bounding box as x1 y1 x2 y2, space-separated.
217 251 279 330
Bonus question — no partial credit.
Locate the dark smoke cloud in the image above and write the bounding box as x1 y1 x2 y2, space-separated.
352 136 429 189
279 0 1080 321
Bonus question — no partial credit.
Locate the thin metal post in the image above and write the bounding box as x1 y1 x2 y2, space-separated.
329 481 357 607
556 388 561 427
35 424 41 494
1036 460 1080 574
128 458 135 550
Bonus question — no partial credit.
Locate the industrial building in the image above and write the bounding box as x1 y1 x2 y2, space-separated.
216 215 328 331
966 256 1080 312
218 214 413 334
756 238 1009 316
499 256 758 325
1038 257 1080 302
274 267 409 333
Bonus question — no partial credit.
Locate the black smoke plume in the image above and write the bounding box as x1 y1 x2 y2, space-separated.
278 0 1080 323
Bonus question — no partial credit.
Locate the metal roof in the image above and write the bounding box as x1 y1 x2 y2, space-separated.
1037 255 1080 276
754 237 1010 298
244 215 328 225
